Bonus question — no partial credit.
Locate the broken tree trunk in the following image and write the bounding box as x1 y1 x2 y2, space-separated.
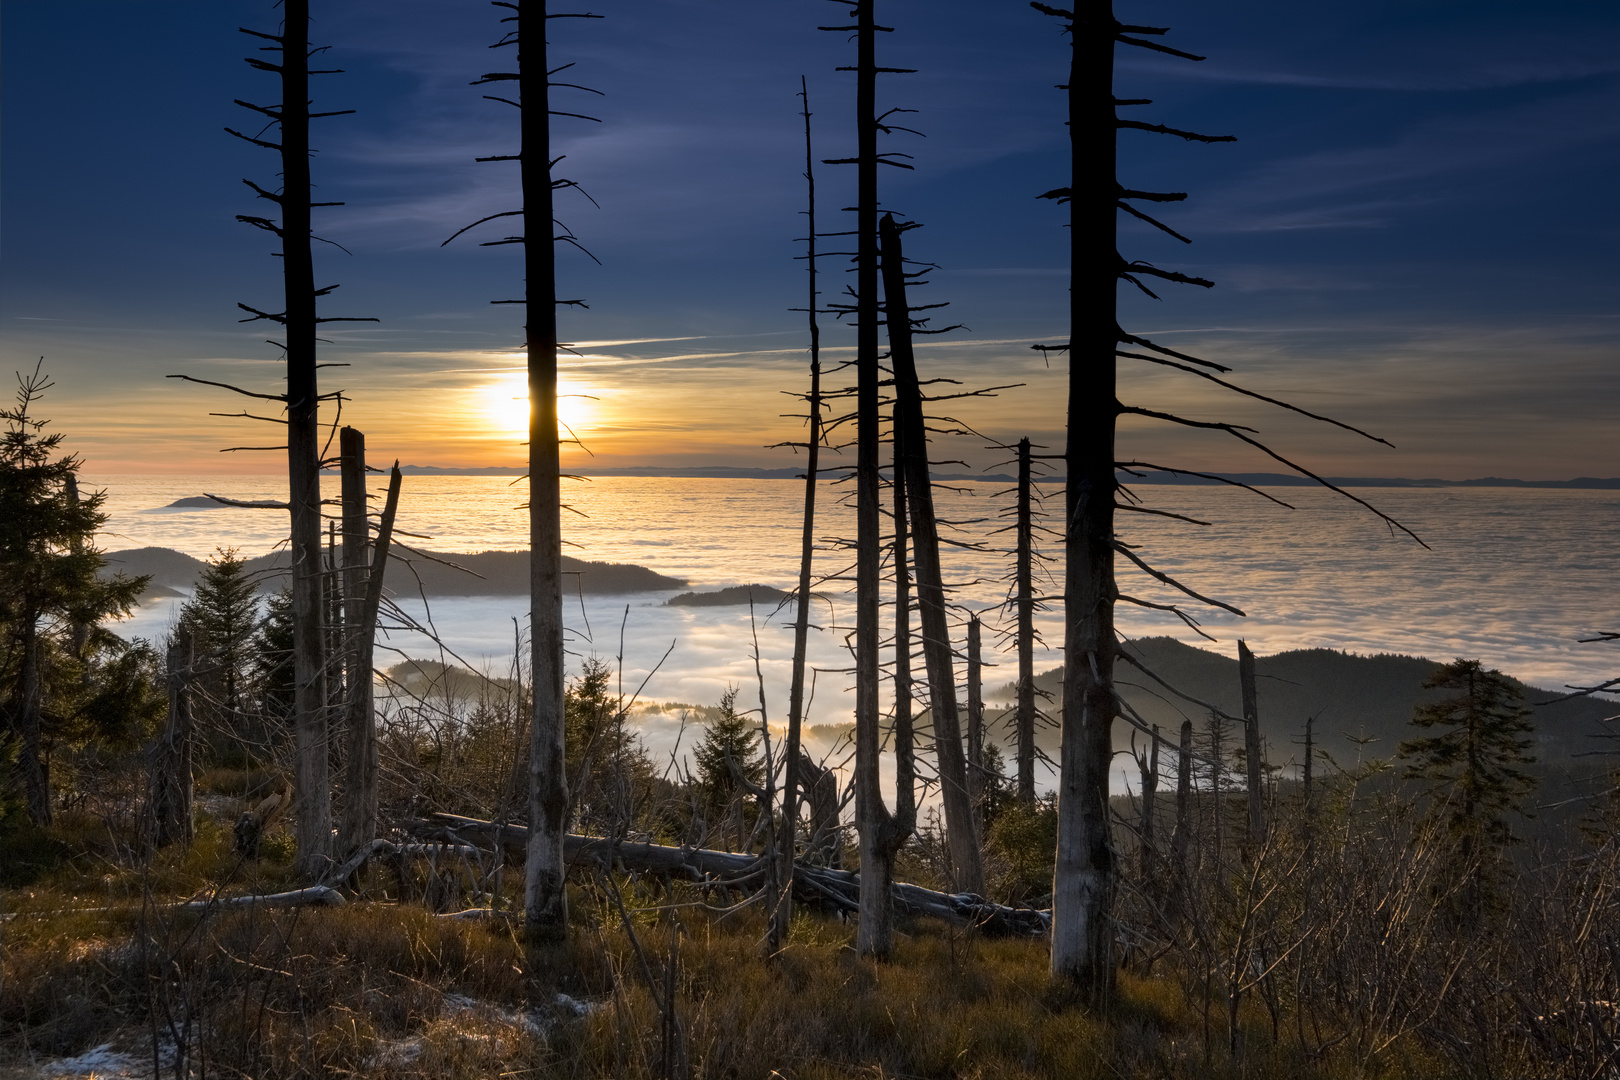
405 813 1048 936
1238 638 1265 845
1138 725 1158 880
339 455 402 859
146 631 196 850
879 212 984 894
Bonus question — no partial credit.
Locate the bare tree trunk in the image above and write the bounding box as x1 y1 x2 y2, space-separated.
15 619 50 826
1051 0 1120 997
271 0 332 883
798 750 844 868
880 214 984 894
849 0 911 959
1239 639 1265 846
967 614 984 830
770 78 823 956
1139 726 1158 880
147 631 196 849
1015 436 1036 803
1170 718 1192 885
519 0 570 940
339 451 401 858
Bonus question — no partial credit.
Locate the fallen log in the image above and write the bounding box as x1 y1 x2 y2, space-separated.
399 813 1050 937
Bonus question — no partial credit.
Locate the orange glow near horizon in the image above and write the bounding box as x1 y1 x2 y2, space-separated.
474 371 597 441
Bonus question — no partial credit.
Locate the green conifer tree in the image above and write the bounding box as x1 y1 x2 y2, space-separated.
178 547 262 757
1398 658 1538 848
692 687 764 841
1 363 148 824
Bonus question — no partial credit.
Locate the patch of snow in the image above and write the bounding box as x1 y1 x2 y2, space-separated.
41 1037 176 1078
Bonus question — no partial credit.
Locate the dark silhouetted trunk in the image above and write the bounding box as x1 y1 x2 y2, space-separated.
1170 718 1193 884
1139 726 1158 880
848 0 912 958
519 0 570 940
147 631 196 849
771 78 824 955
273 0 331 882
967 614 984 828
1239 638 1265 845
1015 437 1037 802
879 214 983 893
1051 1 1120 996
16 620 50 825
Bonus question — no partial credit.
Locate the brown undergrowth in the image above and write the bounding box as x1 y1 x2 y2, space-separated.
2 822 1447 1080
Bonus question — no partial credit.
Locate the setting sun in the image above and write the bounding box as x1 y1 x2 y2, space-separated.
478 373 594 438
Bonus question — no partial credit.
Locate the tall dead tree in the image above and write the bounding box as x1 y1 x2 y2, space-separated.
1030 0 1423 995
447 0 601 939
1238 638 1265 844
880 213 984 893
221 0 371 881
821 0 917 958
1014 437 1038 801
967 614 984 824
768 77 826 956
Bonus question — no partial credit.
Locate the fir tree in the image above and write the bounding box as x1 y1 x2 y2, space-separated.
692 687 764 825
1398 657 1538 848
178 547 261 752
1 363 148 824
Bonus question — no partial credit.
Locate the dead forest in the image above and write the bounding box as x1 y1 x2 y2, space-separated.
4 2 1620 1078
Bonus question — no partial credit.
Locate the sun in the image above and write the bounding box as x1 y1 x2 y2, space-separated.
479 373 593 438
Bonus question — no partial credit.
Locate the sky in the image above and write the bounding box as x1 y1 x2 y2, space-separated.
2 0 1616 478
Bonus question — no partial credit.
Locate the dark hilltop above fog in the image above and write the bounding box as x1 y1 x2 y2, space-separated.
100 547 684 599
989 636 1615 770
667 584 792 607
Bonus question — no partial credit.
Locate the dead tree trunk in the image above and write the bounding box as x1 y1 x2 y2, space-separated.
337 429 369 846
1138 725 1158 880
967 614 984 828
1044 0 1121 997
518 0 575 941
799 750 844 868
1238 639 1265 845
826 0 914 960
14 619 50 826
280 0 330 882
1170 718 1193 884
147 631 196 849
768 77 824 957
880 213 984 894
339 453 402 858
1015 436 1037 803
448 0 598 939
224 0 372 880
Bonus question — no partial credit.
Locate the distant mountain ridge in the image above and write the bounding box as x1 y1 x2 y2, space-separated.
101 547 685 599
985 637 1614 769
380 465 1620 488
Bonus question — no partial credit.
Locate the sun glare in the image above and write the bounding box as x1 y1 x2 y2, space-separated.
479 374 593 438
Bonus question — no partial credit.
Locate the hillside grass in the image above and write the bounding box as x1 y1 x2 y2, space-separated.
1 811 1453 1080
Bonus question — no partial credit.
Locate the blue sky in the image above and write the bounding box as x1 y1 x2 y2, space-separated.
2 0 1615 476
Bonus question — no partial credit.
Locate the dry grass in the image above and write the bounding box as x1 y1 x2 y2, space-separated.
3 836 1445 1080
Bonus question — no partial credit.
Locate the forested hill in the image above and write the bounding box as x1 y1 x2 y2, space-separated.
988 636 1614 769
100 546 686 598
